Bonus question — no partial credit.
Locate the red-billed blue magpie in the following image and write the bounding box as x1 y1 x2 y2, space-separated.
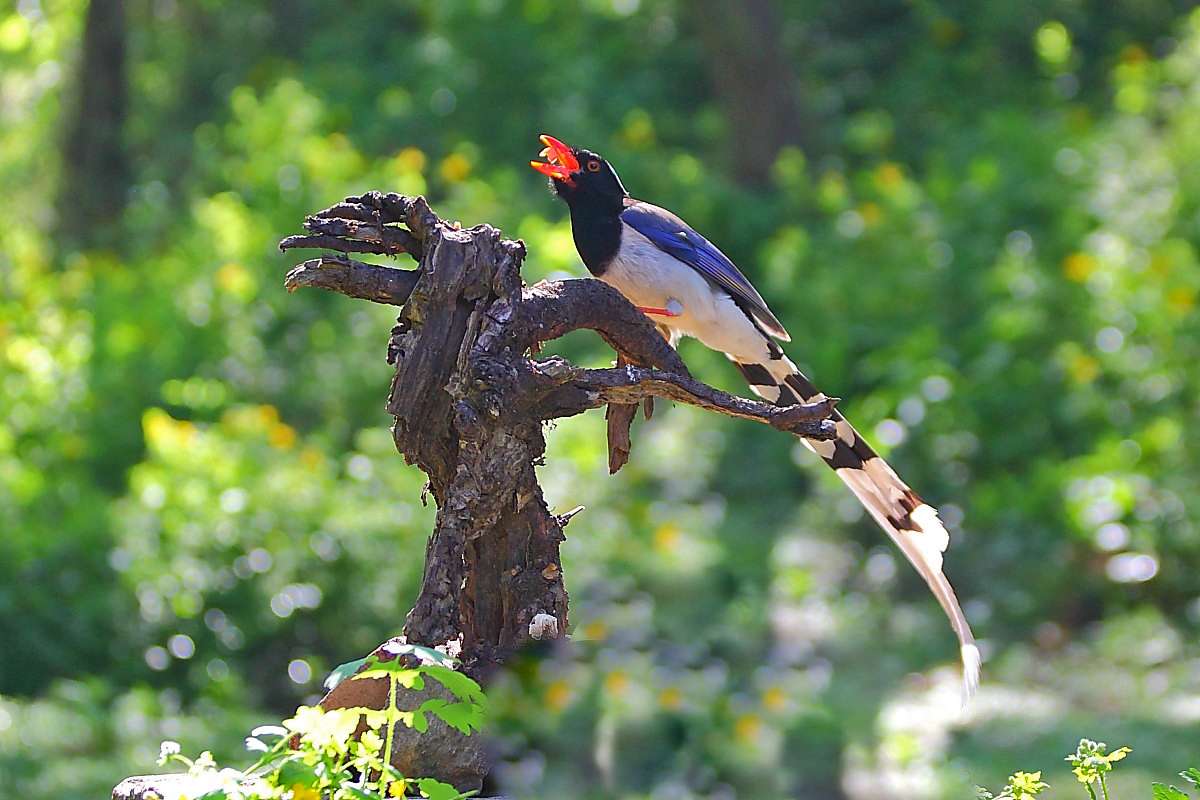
532 135 980 696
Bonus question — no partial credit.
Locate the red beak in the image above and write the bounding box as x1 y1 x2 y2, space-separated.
530 134 580 184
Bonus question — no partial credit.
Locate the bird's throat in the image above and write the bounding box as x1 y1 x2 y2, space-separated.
568 207 622 277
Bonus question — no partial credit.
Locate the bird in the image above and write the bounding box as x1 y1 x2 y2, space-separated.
531 134 980 697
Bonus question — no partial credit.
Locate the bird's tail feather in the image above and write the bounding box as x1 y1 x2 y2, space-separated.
732 353 980 700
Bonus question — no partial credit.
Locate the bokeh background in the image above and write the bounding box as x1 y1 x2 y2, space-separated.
3 1 1200 797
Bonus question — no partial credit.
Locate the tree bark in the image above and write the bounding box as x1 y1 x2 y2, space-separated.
691 0 809 185
278 193 834 681
57 0 129 251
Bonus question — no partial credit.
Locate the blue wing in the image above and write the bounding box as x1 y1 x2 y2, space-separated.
620 200 790 341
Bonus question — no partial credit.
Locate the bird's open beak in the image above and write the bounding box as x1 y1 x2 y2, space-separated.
530 134 580 185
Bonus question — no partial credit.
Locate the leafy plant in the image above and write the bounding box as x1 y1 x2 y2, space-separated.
156 650 486 800
978 770 1051 800
1065 739 1131 800
980 739 1142 800
1153 767 1200 800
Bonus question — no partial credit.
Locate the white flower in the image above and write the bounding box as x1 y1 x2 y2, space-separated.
157 740 182 766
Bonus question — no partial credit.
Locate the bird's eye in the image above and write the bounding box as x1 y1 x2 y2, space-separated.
587 160 601 172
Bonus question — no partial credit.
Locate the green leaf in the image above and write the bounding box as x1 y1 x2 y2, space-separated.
421 699 483 735
1182 769 1200 788
276 756 320 789
195 791 227 800
417 777 474 800
342 786 385 800
420 666 485 705
1152 783 1190 800
324 656 371 691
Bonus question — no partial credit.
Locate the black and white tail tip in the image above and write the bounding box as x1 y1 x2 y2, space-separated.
732 352 981 700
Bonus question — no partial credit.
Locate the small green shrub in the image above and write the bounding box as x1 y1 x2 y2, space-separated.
1066 739 1131 800
981 738 1199 800
155 645 485 800
977 770 1050 800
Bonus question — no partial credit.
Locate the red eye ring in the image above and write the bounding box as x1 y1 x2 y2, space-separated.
587 160 601 172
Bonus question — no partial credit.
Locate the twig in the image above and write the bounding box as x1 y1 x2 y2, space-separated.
534 359 837 440
284 255 419 306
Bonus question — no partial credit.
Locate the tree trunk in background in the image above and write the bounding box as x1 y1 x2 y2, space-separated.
57 0 128 252
691 0 808 186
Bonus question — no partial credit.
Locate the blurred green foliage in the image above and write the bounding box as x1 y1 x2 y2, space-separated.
1 1 1199 798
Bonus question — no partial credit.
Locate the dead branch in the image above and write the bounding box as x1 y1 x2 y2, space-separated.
280 192 835 790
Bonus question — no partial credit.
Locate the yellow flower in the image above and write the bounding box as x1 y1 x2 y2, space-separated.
1067 352 1099 384
290 785 320 800
269 423 297 450
544 679 572 711
215 262 256 299
582 620 608 641
875 162 904 189
283 706 360 750
1119 44 1148 64
299 447 324 469
603 670 629 695
256 404 280 426
653 523 680 552
395 146 427 173
734 713 761 743
761 686 788 712
858 201 882 227
439 153 472 183
1063 252 1097 282
1167 286 1196 314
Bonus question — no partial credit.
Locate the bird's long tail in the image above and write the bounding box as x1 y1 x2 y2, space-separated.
732 350 980 699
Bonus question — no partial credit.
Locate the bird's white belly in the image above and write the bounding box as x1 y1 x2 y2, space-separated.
601 228 772 363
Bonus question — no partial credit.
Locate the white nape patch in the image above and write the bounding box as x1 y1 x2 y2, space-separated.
803 437 837 459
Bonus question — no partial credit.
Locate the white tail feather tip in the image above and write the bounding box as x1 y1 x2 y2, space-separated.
961 643 982 704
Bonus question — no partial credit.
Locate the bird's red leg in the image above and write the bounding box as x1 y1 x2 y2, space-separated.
636 304 682 317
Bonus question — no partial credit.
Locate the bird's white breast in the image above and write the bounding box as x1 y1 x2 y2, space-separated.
601 225 773 364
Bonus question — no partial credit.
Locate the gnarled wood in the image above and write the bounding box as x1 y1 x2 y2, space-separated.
276 193 837 677
112 192 836 799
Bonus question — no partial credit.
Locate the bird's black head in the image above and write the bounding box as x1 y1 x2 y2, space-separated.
530 134 628 213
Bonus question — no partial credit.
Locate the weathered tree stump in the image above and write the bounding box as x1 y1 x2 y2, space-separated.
112 192 836 798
